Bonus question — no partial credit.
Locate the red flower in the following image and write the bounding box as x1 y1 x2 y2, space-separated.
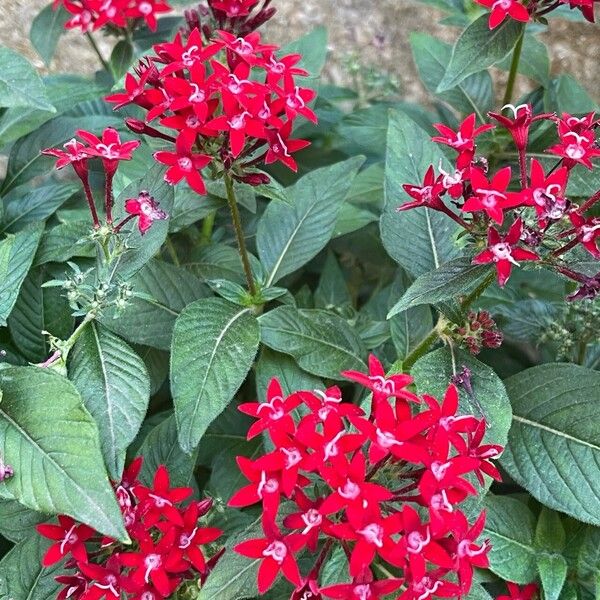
124 0 171 31
124 191 168 234
56 573 88 600
238 377 301 440
36 516 95 567
319 452 392 518
283 490 331 551
320 577 404 600
398 165 446 212
488 104 551 151
42 138 89 173
472 218 539 286
264 121 310 172
474 0 529 29
568 211 600 258
272 76 318 124
548 129 600 170
462 166 522 225
432 114 494 168
211 0 260 18
217 30 278 65
342 354 419 411
497 583 539 600
234 520 303 593
120 528 187 597
135 464 193 527
451 511 490 592
77 128 140 176
329 509 403 576
518 159 569 226
297 385 363 427
399 570 461 600
78 556 123 600
154 130 212 194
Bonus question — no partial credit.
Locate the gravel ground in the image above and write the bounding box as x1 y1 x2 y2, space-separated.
1 0 598 104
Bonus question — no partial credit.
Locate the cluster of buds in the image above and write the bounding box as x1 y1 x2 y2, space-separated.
106 25 315 192
400 107 600 300
182 0 276 39
37 460 223 600
42 127 167 235
0 455 14 482
51 0 172 33
449 310 504 355
474 0 598 29
230 354 502 599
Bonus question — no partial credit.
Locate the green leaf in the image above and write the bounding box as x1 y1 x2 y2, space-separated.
171 298 260 453
197 516 263 600
0 535 64 600
1 182 77 233
0 114 119 194
484 495 538 584
500 364 600 525
8 267 74 362
138 415 198 488
0 223 44 327
437 17 525 91
387 258 492 317
537 553 568 600
380 110 460 278
111 164 175 280
259 306 367 380
69 323 150 480
497 34 550 86
494 299 558 342
544 75 598 114
535 507 566 553
314 252 352 311
388 270 434 359
0 75 105 147
34 221 95 266
30 4 69 65
102 260 209 350
0 45 54 112
257 156 365 285
110 40 134 80
0 499 47 543
410 32 493 120
169 184 222 232
412 348 512 447
577 526 600 583
0 367 126 540
279 26 328 80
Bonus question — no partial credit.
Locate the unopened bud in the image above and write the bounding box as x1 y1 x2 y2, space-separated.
235 172 271 186
125 118 175 143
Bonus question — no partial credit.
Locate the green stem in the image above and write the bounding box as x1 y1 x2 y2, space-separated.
404 327 441 371
460 271 496 310
502 31 525 106
224 173 257 297
165 237 180 267
200 210 217 245
85 32 110 73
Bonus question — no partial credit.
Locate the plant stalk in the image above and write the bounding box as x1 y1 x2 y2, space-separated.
200 210 217 245
224 173 257 297
85 32 111 73
502 31 525 107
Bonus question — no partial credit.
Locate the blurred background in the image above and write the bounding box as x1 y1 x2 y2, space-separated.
1 0 599 104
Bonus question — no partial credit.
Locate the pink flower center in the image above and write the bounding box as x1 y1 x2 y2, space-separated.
179 527 198 549
271 134 290 157
338 479 360 500
233 38 254 55
60 526 78 554
353 585 373 600
263 541 287 564
301 509 323 534
407 529 430 553
149 493 172 508
376 428 401 449
358 523 384 548
324 430 345 459
431 460 451 481
413 577 442 600
368 375 395 394
430 490 453 512
258 471 279 498
189 84 206 103
229 112 249 130
144 554 162 583
282 447 302 468
491 243 519 265
139 1 153 15
178 157 193 172
286 88 306 110
182 45 200 67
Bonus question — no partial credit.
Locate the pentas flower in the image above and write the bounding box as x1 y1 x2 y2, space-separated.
37 461 223 600
520 159 569 226
78 128 140 176
52 0 172 33
568 211 600 258
475 0 530 28
231 357 502 598
497 582 540 600
107 26 315 192
473 219 539 287
234 519 303 593
123 191 168 234
548 128 600 169
36 516 95 567
462 166 521 225
489 104 551 152
432 114 494 168
400 165 446 211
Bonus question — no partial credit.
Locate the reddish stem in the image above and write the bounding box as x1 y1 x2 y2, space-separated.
552 237 579 257
80 175 100 229
518 148 528 188
580 188 600 213
114 214 135 233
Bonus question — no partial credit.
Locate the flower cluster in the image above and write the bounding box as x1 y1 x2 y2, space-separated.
37 460 223 600
473 0 598 29
230 354 502 599
42 127 167 234
106 26 315 194
400 107 600 299
52 0 172 32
